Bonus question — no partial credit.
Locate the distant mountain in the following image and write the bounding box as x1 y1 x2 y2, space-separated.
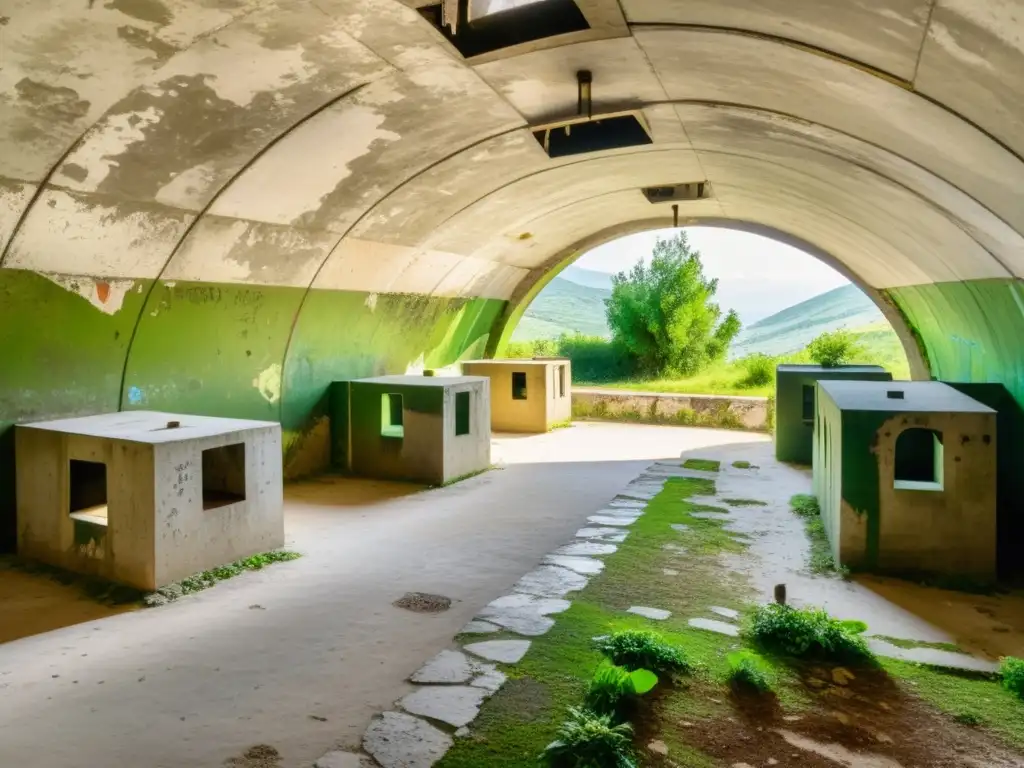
560 264 615 290
729 284 883 358
511 276 611 340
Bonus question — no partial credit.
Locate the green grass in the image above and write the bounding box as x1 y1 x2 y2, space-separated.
439 476 812 768
682 458 720 472
882 658 1024 749
788 494 848 577
871 635 964 654
722 498 768 507
731 461 757 469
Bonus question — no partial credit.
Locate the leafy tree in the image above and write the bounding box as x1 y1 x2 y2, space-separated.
807 329 863 367
604 232 741 377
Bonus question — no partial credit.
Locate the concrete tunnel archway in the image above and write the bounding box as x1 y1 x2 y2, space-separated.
3 0 1024 550
487 218 931 382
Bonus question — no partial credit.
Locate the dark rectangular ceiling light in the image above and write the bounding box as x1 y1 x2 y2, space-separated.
419 0 589 59
642 182 711 203
533 114 653 158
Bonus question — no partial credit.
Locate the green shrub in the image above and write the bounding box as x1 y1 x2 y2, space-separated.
738 353 775 388
540 706 637 768
807 330 862 368
1001 656 1024 699
726 650 773 692
584 662 658 719
557 334 632 382
839 619 868 635
790 494 820 518
747 604 874 663
596 630 691 676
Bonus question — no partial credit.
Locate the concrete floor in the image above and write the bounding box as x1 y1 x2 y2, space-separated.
0 423 760 768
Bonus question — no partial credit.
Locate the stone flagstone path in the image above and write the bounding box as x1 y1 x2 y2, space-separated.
314 468 671 768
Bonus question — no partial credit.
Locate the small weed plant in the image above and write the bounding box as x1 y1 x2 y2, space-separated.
739 353 775 388
723 498 768 507
540 706 637 768
748 603 874 663
790 494 820 518
807 330 862 368
596 630 691 676
954 711 984 726
726 650 774 693
1001 656 1024 700
177 551 301 595
584 662 658 720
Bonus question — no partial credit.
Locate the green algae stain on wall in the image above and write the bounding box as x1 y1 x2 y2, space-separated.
0 269 150 551
121 280 303 421
887 279 1024 403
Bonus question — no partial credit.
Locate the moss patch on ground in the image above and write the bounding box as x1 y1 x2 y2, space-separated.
148 550 302 604
871 635 963 654
682 458 720 472
731 461 758 469
722 498 768 507
439 477 809 767
789 494 848 577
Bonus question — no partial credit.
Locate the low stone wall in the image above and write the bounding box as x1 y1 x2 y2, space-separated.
572 387 769 432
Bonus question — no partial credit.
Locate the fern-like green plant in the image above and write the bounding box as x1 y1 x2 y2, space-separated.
595 630 691 676
584 662 658 720
747 603 874 663
539 707 637 768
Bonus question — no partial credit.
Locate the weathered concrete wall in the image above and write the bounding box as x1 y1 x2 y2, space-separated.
461 359 571 432
14 411 283 590
349 377 490 485
572 387 767 431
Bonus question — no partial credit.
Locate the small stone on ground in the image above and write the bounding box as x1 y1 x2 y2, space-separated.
470 667 506 693
393 593 451 613
363 712 453 768
464 639 531 664
410 650 478 684
670 524 689 532
477 593 569 636
513 565 588 598
628 606 671 621
460 620 500 634
709 606 740 620
648 740 669 756
688 617 740 636
663 568 679 576
556 541 618 557
543 555 605 575
399 685 489 728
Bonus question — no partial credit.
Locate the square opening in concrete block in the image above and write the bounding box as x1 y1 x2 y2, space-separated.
202 443 247 510
512 371 527 400
802 384 815 422
69 459 108 526
894 428 944 492
455 391 471 436
382 393 404 439
558 364 567 398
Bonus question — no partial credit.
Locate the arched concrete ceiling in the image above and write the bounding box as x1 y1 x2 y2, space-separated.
2 0 1024 494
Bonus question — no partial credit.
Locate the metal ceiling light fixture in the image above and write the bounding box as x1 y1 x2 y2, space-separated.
577 70 593 119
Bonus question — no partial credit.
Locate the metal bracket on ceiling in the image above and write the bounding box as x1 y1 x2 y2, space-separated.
577 70 593 120
672 204 679 228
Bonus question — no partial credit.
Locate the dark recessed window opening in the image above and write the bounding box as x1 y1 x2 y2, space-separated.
419 0 589 58
455 391 471 436
641 182 711 203
533 114 652 158
558 365 566 398
512 371 528 400
801 384 815 422
894 428 943 491
382 393 404 439
69 459 108 525
887 390 905 399
202 443 247 510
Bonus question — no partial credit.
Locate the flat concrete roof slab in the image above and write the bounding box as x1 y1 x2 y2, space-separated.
818 380 996 413
17 410 278 443
353 375 488 387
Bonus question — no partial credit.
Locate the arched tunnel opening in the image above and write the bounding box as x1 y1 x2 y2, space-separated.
3 1 1024 559
4 2 1024 765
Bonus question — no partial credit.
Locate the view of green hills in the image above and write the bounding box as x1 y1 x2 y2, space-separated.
511 270 909 383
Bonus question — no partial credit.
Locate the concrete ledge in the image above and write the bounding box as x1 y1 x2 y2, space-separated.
572 388 768 431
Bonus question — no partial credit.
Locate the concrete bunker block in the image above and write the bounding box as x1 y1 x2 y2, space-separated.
813 381 997 579
15 411 283 591
775 364 892 464
461 358 571 433
348 375 491 485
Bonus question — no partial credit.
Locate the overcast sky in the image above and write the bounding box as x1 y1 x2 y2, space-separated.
575 227 850 324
